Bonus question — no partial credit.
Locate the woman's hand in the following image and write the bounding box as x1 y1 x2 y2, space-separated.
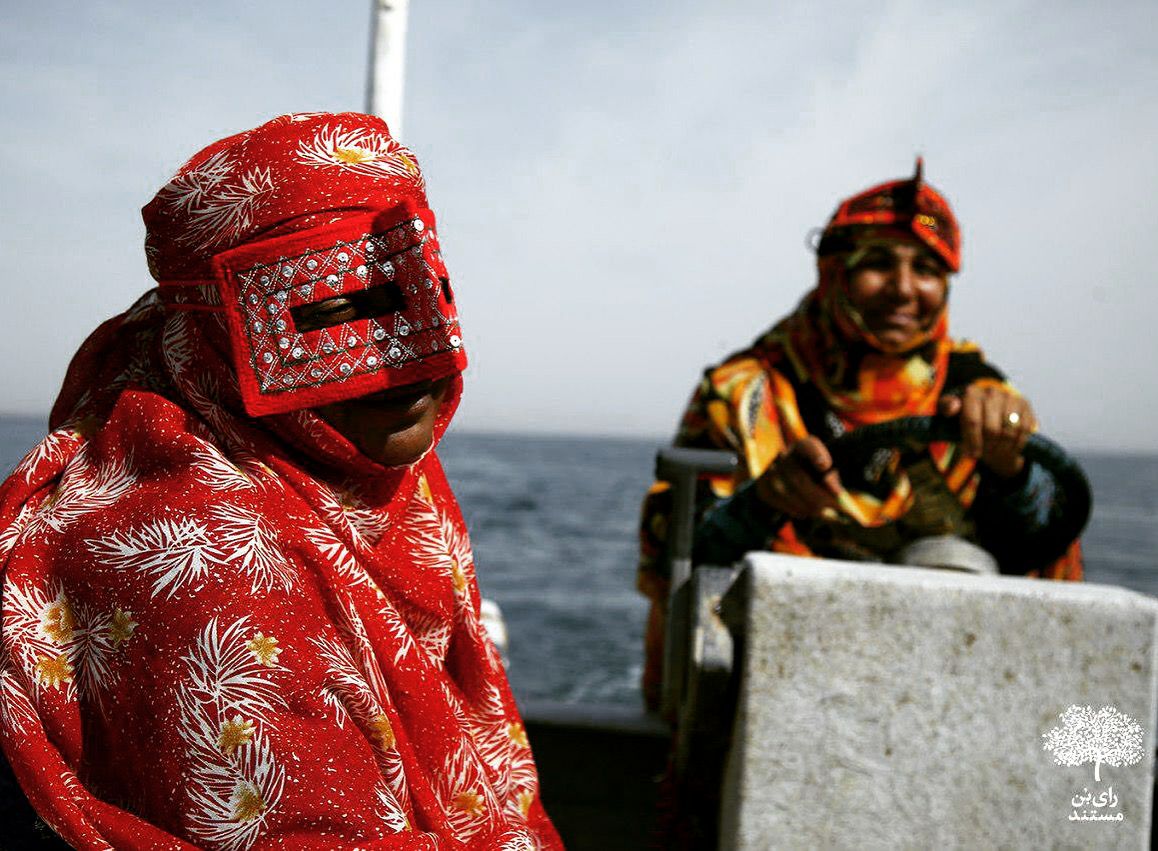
939 383 1036 479
755 437 843 518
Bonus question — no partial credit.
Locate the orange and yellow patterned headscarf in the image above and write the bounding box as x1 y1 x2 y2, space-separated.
775 250 950 430
775 159 959 428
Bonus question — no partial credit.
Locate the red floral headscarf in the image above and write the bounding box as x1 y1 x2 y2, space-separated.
0 113 561 850
145 111 467 416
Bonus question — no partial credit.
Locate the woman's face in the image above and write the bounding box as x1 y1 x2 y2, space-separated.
316 376 452 467
297 285 454 467
844 238 949 350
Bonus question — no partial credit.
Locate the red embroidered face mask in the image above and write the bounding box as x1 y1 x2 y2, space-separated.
145 112 467 416
210 203 464 415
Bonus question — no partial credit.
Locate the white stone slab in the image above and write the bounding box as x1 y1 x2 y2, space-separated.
718 553 1158 850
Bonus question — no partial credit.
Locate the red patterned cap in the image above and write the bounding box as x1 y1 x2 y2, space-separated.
143 113 466 416
817 158 961 272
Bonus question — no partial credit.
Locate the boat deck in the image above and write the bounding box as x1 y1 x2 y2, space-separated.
524 701 670 850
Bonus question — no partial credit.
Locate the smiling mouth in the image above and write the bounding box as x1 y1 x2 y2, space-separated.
871 312 919 328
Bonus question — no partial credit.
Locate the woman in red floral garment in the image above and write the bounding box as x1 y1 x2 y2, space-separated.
0 113 562 850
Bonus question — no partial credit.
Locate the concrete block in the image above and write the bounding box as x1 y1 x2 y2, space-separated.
717 553 1158 850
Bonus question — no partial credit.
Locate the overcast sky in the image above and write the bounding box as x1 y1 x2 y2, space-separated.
2 0 1155 450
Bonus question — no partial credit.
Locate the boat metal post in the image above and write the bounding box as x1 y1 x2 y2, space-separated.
654 447 737 719
365 0 410 135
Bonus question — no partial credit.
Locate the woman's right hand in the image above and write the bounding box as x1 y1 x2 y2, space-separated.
754 437 843 518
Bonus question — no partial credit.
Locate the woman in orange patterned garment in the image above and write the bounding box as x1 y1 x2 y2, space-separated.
638 161 1083 709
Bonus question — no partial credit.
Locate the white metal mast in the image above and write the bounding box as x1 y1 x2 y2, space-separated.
368 2 511 655
365 0 410 136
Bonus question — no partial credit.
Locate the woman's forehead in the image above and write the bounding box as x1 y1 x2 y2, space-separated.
845 233 944 266
854 234 932 255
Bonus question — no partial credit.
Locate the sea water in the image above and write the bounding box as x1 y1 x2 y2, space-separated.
2 416 1155 707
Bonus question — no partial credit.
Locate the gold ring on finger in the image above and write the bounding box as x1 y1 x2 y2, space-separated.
1003 411 1021 433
